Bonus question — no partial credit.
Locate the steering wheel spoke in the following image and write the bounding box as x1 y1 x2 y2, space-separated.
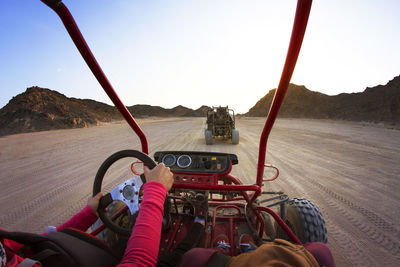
109 176 143 215
93 150 156 235
99 192 113 209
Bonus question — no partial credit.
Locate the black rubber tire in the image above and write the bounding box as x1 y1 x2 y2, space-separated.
205 130 213 145
277 198 327 243
231 129 239 144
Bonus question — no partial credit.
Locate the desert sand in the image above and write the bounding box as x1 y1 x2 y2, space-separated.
0 117 399 266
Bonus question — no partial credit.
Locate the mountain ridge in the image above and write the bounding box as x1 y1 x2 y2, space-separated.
246 75 400 124
0 86 211 136
1 75 399 136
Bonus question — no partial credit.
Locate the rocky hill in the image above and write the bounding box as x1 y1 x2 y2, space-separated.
183 105 212 117
0 87 121 136
0 87 211 136
127 104 210 117
247 75 400 124
2 76 399 136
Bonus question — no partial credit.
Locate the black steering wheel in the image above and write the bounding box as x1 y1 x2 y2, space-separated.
93 150 156 236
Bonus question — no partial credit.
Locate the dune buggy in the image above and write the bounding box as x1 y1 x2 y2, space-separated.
205 106 239 145
41 0 328 262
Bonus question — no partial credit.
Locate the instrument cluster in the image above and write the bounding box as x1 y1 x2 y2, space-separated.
154 151 238 174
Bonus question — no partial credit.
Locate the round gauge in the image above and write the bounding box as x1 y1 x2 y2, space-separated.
162 154 176 167
177 155 192 169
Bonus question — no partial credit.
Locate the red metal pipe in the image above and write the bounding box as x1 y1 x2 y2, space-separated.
43 0 313 184
255 206 302 245
218 174 257 203
256 0 312 186
210 197 245 202
173 183 260 204
221 174 243 185
262 164 279 182
254 208 265 238
211 204 241 252
173 183 260 192
228 218 234 255
209 202 246 207
214 205 242 216
166 217 183 252
42 0 149 153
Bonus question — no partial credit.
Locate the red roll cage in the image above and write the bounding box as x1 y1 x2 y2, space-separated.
42 0 312 245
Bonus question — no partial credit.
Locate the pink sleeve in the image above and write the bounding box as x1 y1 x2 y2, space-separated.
117 181 167 267
55 205 98 232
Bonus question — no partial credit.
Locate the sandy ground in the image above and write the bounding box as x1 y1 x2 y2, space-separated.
0 117 399 266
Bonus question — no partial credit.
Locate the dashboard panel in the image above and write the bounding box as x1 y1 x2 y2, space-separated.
153 151 238 174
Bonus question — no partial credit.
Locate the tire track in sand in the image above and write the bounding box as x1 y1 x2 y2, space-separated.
275 154 400 265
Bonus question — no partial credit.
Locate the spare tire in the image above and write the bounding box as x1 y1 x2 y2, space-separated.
232 129 239 144
276 198 327 243
205 130 213 145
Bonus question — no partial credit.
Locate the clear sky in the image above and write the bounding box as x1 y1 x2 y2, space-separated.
1 0 399 113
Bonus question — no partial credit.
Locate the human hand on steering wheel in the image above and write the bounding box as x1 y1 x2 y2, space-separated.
144 163 173 191
93 150 174 235
88 192 106 216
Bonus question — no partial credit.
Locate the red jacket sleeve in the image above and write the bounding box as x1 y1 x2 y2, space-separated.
117 181 167 267
54 205 98 233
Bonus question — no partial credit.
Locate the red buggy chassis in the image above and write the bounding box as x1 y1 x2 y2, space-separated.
42 0 328 259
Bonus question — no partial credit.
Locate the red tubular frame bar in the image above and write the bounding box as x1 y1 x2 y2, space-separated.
41 0 148 154
211 205 241 256
262 164 279 182
256 0 312 186
165 217 183 252
43 0 312 189
42 0 312 255
256 206 301 245
43 0 311 245
174 183 261 204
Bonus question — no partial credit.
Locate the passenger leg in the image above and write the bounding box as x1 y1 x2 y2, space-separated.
157 221 205 267
304 242 336 267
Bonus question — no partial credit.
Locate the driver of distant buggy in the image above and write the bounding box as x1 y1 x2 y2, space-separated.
0 163 334 267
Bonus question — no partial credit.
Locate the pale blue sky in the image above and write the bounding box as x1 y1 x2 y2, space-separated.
1 0 399 113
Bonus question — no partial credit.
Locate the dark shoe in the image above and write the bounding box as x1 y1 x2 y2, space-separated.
213 235 231 252
239 234 257 253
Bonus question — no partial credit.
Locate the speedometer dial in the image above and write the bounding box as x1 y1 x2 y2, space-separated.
177 155 192 169
162 154 176 167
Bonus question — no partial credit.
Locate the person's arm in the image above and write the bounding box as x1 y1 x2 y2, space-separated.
118 164 173 267
117 182 166 266
44 193 103 234
54 205 98 232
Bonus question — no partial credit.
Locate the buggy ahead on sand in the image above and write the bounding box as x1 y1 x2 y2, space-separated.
205 106 239 145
